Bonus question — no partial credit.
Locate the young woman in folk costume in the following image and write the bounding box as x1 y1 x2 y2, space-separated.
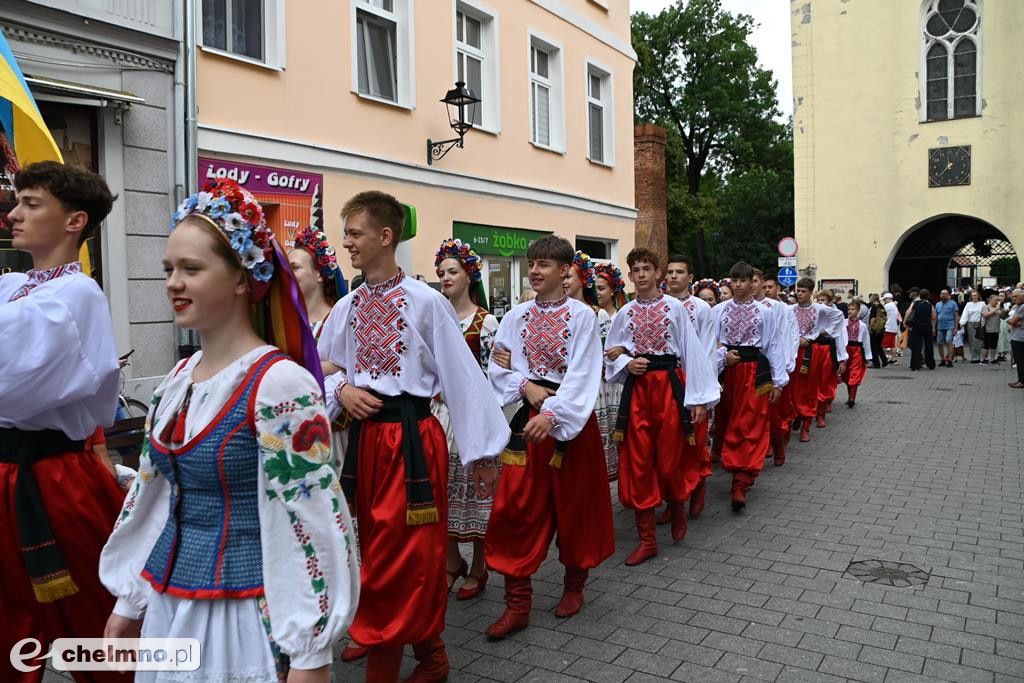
433 239 500 601
100 179 360 683
718 278 734 303
695 278 719 307
288 226 348 341
594 261 627 481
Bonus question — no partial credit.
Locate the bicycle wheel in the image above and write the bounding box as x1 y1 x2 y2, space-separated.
121 397 149 418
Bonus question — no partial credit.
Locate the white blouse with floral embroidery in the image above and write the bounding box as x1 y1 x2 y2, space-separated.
99 345 360 675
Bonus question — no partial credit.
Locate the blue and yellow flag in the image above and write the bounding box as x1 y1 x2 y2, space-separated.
1 30 93 273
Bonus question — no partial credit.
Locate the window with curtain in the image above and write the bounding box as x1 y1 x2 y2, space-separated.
586 65 613 164
456 9 484 126
202 0 264 61
530 45 552 147
356 2 398 101
921 0 980 121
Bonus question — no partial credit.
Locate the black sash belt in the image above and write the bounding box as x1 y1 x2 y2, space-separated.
724 346 775 396
814 335 839 370
614 354 695 447
848 340 867 364
342 393 438 526
501 379 568 468
0 427 84 602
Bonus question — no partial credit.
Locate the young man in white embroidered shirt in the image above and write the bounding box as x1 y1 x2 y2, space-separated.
0 161 128 682
317 191 509 682
604 247 719 566
484 235 615 639
753 269 799 466
711 262 790 510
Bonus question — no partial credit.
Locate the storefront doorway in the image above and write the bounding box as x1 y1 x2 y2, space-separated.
452 221 550 319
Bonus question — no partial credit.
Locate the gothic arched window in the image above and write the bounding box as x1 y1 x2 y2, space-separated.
922 0 981 121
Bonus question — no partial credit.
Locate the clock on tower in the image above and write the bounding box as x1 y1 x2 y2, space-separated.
928 146 971 187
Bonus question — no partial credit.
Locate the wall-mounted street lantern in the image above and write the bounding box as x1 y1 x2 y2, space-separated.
427 81 480 165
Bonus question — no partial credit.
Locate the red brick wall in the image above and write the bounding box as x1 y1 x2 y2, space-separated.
634 124 668 265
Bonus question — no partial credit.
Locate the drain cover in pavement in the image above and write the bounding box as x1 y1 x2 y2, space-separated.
845 560 929 588
879 400 906 405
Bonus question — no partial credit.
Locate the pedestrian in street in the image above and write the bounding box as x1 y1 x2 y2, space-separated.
711 263 789 510
814 290 846 418
485 235 614 638
789 278 845 442
934 287 960 367
1006 288 1024 388
996 290 1012 363
1 162 130 683
101 178 360 683
318 191 510 682
981 294 1004 365
906 287 937 371
762 273 800 466
882 292 902 365
718 278 734 303
960 290 985 363
605 248 718 561
695 278 719 307
432 239 499 603
594 261 627 481
842 300 871 407
867 294 889 368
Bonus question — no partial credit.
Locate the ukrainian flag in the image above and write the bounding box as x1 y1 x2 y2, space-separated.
1 31 94 273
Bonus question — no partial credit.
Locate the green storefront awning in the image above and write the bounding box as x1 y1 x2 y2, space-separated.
452 222 551 257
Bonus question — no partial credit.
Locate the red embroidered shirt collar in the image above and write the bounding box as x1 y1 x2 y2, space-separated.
365 269 405 296
26 261 82 285
535 294 569 309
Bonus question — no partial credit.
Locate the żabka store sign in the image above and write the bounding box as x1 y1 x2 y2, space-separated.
198 158 324 248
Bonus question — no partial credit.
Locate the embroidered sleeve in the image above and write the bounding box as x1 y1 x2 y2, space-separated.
255 361 360 670
539 303 603 442
489 307 530 408
99 394 171 620
602 303 635 385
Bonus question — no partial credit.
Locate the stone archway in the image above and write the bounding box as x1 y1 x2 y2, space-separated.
887 215 1020 292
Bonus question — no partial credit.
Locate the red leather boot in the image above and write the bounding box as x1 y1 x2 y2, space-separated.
771 431 786 467
403 638 449 683
655 504 672 525
800 417 812 442
555 567 588 618
689 478 706 518
669 500 688 542
625 509 659 566
485 576 532 639
366 646 404 683
816 402 827 428
731 473 750 511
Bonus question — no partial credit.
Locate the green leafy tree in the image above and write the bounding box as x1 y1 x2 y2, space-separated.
633 0 785 273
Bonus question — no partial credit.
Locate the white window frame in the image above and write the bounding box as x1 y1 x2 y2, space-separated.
585 59 614 166
574 236 617 264
200 0 287 71
918 0 982 122
451 0 501 134
350 0 416 109
527 30 565 154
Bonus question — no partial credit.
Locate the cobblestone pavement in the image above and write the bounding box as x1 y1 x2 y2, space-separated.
334 358 1024 683
43 358 1024 683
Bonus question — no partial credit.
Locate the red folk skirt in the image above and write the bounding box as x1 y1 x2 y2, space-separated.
616 368 708 510
348 415 449 648
485 411 614 577
715 362 771 477
813 344 838 405
842 344 867 387
0 449 128 683
770 382 795 441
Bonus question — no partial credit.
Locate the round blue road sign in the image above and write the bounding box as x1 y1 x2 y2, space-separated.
778 266 799 287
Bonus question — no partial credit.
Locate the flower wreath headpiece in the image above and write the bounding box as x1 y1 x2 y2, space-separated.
718 277 733 295
293 226 349 301
435 238 488 309
572 250 599 306
694 278 719 297
169 177 324 391
594 261 627 308
171 177 274 284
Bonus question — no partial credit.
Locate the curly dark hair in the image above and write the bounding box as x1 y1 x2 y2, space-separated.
14 161 116 246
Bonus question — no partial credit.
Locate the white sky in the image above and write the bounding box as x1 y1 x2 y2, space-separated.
629 0 793 118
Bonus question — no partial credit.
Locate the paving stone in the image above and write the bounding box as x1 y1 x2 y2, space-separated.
713 653 782 681
669 662 740 683
835 624 898 649
858 644 925 673
657 639 724 667
922 658 997 683
895 634 962 662
818 654 888 683
562 656 633 683
611 649 682 678
740 622 804 646
798 632 863 660
700 631 764 658
757 642 824 671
